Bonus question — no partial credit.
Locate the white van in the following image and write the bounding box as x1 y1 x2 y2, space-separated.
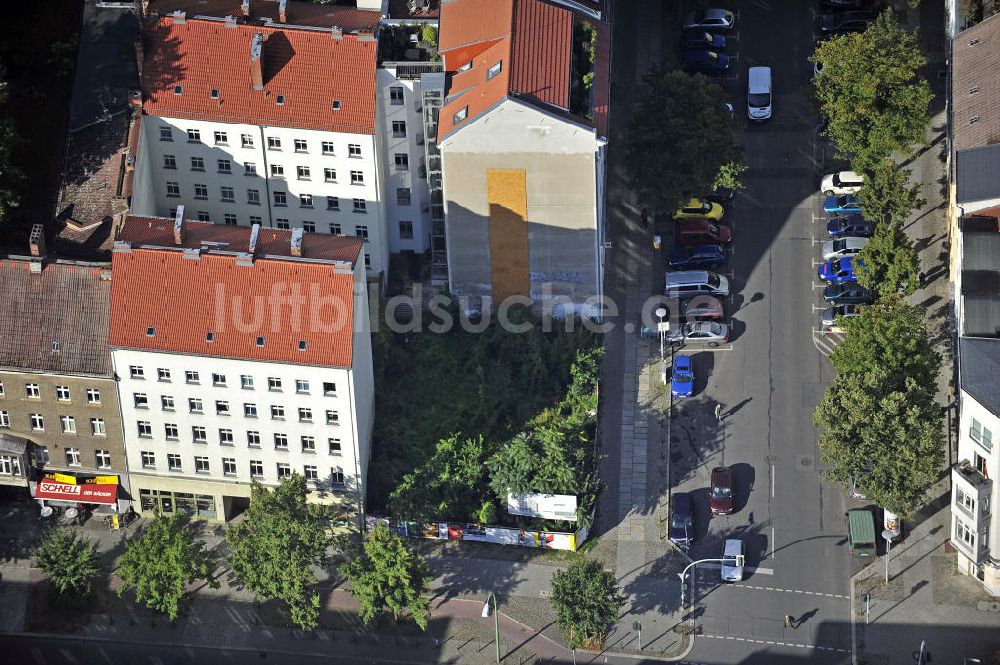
747 66 772 121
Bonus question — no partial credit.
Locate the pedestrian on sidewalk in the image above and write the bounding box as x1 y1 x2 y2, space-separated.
784 614 794 628
715 403 723 422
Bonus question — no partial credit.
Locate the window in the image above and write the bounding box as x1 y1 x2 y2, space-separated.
166 181 180 197
391 120 406 137
976 452 988 477
174 85 184 95
298 340 308 351
212 373 226 387
219 429 234 445
221 186 235 202
95 450 111 469
156 368 171 382
244 161 257 176
55 385 70 401
329 222 342 234
223 458 237 476
244 403 258 417
355 225 369 240
218 159 232 174
327 196 340 211
191 156 205 171
277 462 292 479
250 460 264 477
268 136 281 150
250 215 262 225
247 431 261 447
274 433 289 450
224 213 238 226
273 191 288 206
0 411 8 428
248 189 261 205
322 141 335 155
0 379 4 395
321 167 338 183
350 170 364 185
160 126 173 141
487 60 503 80
197 211 211 222
195 456 210 474
268 377 283 391
323 382 337 396
390 86 404 105
365 253 371 269
457 60 473 72
185 371 200 384
161 395 175 410
141 451 156 468
214 131 228 145
242 133 254 148
294 139 308 152
303 221 316 233
348 144 361 158
60 416 76 434
397 188 411 205
394 154 409 171
216 400 231 416
241 375 254 389
292 166 309 182
65 448 81 466
194 183 208 199
90 418 106 436
326 410 339 425
453 106 468 124
188 398 204 413
329 438 342 455
957 488 976 513
330 467 345 487
276 95 286 105
271 164 284 177
298 407 313 422
192 426 207 443
353 198 366 213
130 366 145 379
187 128 201 142
134 392 148 408
300 193 313 208
301 436 316 453
303 464 318 481
399 221 414 240
956 518 974 546
137 421 152 437
295 379 310 394
86 388 101 404
271 405 285 419
163 154 177 169
275 218 290 230
0 454 21 476
168 454 182 471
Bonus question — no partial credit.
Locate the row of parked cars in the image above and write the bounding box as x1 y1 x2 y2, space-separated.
669 466 744 581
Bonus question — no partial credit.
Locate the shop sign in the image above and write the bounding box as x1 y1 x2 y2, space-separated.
35 480 118 504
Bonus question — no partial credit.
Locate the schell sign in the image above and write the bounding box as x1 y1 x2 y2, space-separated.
35 480 118 504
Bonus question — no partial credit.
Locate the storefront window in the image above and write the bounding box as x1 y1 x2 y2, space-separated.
139 489 157 512
197 495 216 519
175 493 196 516
137 488 217 519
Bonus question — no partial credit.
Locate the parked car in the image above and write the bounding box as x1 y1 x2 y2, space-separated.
665 270 730 297
674 198 724 221
682 49 730 74
821 170 865 196
826 214 875 237
668 321 729 347
683 8 736 31
819 10 877 34
721 538 744 582
679 296 725 320
678 219 732 246
820 304 864 331
667 245 727 270
705 186 735 204
710 466 734 514
682 29 726 50
747 66 772 121
668 492 694 546
671 354 695 398
823 282 874 305
823 194 862 215
818 256 862 284
822 236 869 261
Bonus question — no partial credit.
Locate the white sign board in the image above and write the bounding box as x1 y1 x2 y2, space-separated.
507 493 578 522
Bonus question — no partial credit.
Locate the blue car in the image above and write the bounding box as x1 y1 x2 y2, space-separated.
667 244 726 270
823 194 862 215
682 50 730 74
827 214 875 237
668 492 694 546
818 256 863 284
682 29 726 51
671 354 694 398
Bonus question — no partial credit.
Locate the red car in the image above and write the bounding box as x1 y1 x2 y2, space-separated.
678 220 732 246
710 466 734 515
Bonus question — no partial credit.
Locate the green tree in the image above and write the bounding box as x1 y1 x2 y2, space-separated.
389 434 488 522
339 524 432 630
713 160 748 192
116 513 219 620
420 24 438 47
33 529 101 595
812 10 932 171
858 159 924 225
551 560 625 649
856 219 920 296
227 475 329 630
625 68 741 212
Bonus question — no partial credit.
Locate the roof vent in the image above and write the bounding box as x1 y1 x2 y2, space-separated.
298 340 307 351
250 33 264 91
276 95 285 105
970 86 980 95
211 88 220 99
236 252 255 266
174 85 184 95
182 247 201 260
224 15 238 28
332 100 341 110
249 223 260 253
290 227 304 257
206 332 215 342
970 38 981 46
331 25 343 40
971 116 981 124
146 327 156 337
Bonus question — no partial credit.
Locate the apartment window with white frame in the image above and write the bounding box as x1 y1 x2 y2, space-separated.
327 196 340 211
244 161 257 176
329 437 342 455
241 133 254 148
192 425 207 443
130 366 144 379
326 410 339 425
247 430 261 448
214 131 228 145
323 167 337 183
197 211 211 222
194 183 208 199
187 128 201 142
224 213 238 226
355 224 369 240
350 170 364 185
0 411 8 428
348 144 361 158
212 373 226 387
277 462 292 479
60 415 76 434
221 186 235 202
56 385 70 401
303 464 318 481
195 456 210 474
166 181 180 197
244 403 258 417
275 218 290 229
65 447 81 467
216 400 231 416
137 421 152 437
268 377 282 391
365 253 371 269
160 126 173 141
971 418 993 451
487 60 503 80
956 517 975 547
273 191 287 206
248 189 261 205
86 388 100 404
391 120 406 137
189 398 203 413
250 459 264 477
165 423 179 440
185 371 200 384
296 165 311 181
163 154 177 169
322 382 336 396
957 487 976 513
453 106 468 124
298 407 313 423
168 454 182 471
353 198 366 213
302 436 316 453
219 429 234 445
157 368 171 382
191 156 205 171
394 154 409 171
271 405 285 419
223 457 237 476
90 418 105 436
271 163 284 177
268 136 281 150
134 393 148 408
330 467 345 487
218 158 232 174
295 380 310 394
141 451 155 468
294 138 307 152
329 222 342 235
303 220 316 233
300 193 313 208
390 86 404 105
161 395 175 410
322 141 335 155
274 433 289 450
396 187 411 205
95 449 111 469
399 220 414 240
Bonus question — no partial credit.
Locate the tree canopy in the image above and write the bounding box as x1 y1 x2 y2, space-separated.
625 68 742 212
339 524 432 630
550 560 625 649
33 529 101 596
226 475 330 630
856 218 920 296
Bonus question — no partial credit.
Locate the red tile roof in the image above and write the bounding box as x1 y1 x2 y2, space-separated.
141 15 377 134
509 0 571 110
149 0 381 32
111 217 361 368
438 0 514 53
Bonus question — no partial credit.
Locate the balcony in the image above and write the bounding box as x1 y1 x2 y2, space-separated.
952 461 993 564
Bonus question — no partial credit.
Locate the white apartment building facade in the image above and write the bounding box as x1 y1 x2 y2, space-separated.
110 215 373 523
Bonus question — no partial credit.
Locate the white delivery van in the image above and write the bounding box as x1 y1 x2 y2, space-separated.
747 66 772 121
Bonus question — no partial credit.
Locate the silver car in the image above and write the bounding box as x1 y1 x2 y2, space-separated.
683 8 736 30
821 236 868 261
820 304 864 330
721 538 744 582
667 320 729 347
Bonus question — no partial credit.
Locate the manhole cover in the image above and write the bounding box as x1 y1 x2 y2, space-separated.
796 455 814 471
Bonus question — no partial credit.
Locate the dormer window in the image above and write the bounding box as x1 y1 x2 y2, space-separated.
146 327 156 337
51 341 61 353
256 336 266 347
298 340 308 351
453 106 468 124
457 60 472 73
174 85 184 95
211 88 220 99
487 61 503 80
332 100 341 110
276 95 286 105
206 331 215 342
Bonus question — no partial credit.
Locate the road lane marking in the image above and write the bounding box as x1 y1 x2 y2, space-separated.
771 465 775 497
697 582 850 599
699 633 850 654
699 563 774 575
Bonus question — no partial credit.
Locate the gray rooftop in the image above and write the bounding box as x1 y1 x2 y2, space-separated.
0 258 113 377
961 216 1000 337
961 336 1000 416
957 145 1000 204
68 2 138 129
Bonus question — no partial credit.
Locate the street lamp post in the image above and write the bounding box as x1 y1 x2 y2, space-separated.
655 307 668 385
678 556 744 615
482 592 500 664
882 529 895 583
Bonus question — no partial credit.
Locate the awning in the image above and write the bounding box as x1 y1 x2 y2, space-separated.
33 479 118 505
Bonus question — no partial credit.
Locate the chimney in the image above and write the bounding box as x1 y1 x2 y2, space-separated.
28 224 46 257
250 33 264 91
174 205 185 245
290 227 304 257
249 223 260 254
278 0 287 23
241 0 250 17
331 25 343 40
